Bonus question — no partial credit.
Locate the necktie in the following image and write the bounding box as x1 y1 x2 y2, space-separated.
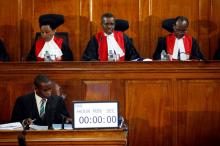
39 99 46 118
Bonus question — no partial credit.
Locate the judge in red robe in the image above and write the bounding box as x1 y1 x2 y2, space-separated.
153 16 204 61
81 13 139 61
27 14 73 61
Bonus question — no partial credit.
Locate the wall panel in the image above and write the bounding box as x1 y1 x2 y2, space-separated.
82 80 111 100
126 80 172 146
0 0 21 61
210 0 220 59
175 79 220 145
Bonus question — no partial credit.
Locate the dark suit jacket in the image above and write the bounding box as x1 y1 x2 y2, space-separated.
11 92 69 125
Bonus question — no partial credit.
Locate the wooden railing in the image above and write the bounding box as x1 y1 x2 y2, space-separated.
0 129 127 146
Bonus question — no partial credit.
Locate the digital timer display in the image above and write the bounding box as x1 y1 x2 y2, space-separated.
72 101 118 129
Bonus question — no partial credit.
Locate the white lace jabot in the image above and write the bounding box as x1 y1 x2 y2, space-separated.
105 33 125 57
38 36 63 60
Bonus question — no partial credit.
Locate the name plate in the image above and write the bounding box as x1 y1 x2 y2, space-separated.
72 101 119 129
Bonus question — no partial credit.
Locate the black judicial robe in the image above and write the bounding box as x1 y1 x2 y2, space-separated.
0 39 9 61
214 48 220 60
153 37 204 60
11 92 69 125
26 36 73 61
81 34 140 61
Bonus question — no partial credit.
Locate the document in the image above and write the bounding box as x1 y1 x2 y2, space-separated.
29 124 72 130
29 124 48 130
0 122 23 130
52 124 72 130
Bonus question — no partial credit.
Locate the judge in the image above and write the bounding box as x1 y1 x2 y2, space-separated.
153 16 204 61
11 74 70 126
26 14 73 61
81 13 140 61
0 39 9 61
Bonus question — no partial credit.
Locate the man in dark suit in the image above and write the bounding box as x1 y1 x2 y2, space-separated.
11 74 69 127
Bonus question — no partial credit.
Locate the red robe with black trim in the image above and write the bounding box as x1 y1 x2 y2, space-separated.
95 31 125 61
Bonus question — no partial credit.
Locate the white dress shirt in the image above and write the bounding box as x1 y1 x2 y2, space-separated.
35 92 48 116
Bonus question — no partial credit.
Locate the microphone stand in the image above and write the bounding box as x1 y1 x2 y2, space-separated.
61 114 66 129
17 128 27 146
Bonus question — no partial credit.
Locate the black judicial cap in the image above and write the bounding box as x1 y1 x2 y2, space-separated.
115 19 129 32
39 14 64 30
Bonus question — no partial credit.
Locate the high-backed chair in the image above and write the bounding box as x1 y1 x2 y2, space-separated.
115 19 129 32
162 18 176 33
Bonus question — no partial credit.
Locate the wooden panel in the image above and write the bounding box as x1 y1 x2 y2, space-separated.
0 81 11 123
80 0 91 58
0 129 127 146
210 0 220 59
198 0 211 59
126 80 172 146
0 75 33 123
20 0 34 61
0 0 21 61
52 79 82 116
175 79 220 145
82 80 111 100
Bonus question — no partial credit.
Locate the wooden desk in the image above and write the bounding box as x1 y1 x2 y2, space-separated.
0 61 220 146
0 129 127 146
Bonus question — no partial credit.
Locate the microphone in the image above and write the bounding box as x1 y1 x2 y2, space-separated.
17 130 26 146
118 115 128 131
118 116 124 128
61 114 66 129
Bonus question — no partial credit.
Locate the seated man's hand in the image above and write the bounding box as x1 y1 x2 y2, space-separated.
22 118 35 127
65 117 72 124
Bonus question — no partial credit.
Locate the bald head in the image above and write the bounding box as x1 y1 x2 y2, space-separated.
173 16 189 39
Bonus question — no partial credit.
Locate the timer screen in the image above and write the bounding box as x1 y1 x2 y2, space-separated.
73 101 119 129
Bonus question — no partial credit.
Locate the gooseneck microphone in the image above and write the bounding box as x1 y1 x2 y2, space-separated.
61 114 66 129
17 130 26 146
